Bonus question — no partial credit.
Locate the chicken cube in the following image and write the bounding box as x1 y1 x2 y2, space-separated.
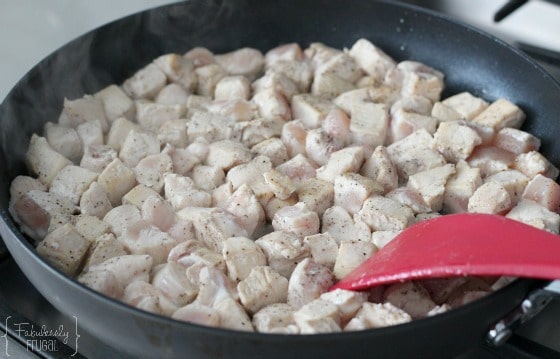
514 151 559 180
268 59 313 93
83 233 127 270
431 102 462 123
186 111 241 143
73 214 111 242
155 83 189 106
36 223 90 276
119 130 160 168
206 140 252 170
123 63 167 99
94 84 135 122
222 237 267 282
290 94 335 129
321 206 360 244
506 199 560 234
77 120 104 150
157 119 188 148
276 154 317 187
293 299 341 334
214 75 251 101
383 281 437 319
471 98 525 131
311 73 355 99
441 92 488 121
484 170 529 204
265 43 304 67
239 116 284 147
225 184 265 237
153 53 196 92
191 207 248 252
316 147 364 183
357 196 415 231
214 297 254 332
251 138 289 167
122 184 162 209
272 202 320 237
103 204 141 237
152 262 198 306
97 158 137 206
303 233 339 270
119 220 178 265
25 134 73 187
371 230 401 249
194 63 226 97
252 303 299 334
87 254 153 289
296 178 334 216
49 165 99 205
407 164 456 212
345 302 411 331
432 121 482 163
333 88 371 115
522 174 560 214
494 127 541 155
237 266 289 314
252 88 292 121
467 146 516 178
262 195 298 222
442 160 483 213
58 95 109 133
333 240 377 279
168 239 225 271
419 277 469 305
136 102 184 132
122 281 178 316
348 38 396 81
385 187 431 214
141 195 175 232
349 102 389 156
360 146 398 194
320 289 368 324
468 181 512 214
78 269 122 299
263 169 296 200
334 173 383 215
44 122 83 163
215 47 264 80
287 258 335 309
399 68 444 102
255 231 309 278
106 117 138 152
390 95 433 116
388 109 438 143
172 303 220 327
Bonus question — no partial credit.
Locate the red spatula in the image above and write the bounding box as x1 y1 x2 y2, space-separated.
332 213 560 291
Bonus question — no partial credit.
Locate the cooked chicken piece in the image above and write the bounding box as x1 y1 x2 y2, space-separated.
103 204 141 237
136 102 184 133
272 202 320 237
226 184 265 236
303 42 341 69
265 43 304 67
291 94 335 129
190 165 224 191
321 206 357 244
371 230 401 249
194 63 227 97
94 84 135 123
78 182 113 219
252 303 299 334
44 122 83 163
471 98 525 133
386 187 431 214
383 281 437 319
122 281 178 316
186 111 242 143
80 144 117 174
77 121 104 151
119 220 178 265
349 102 389 156
316 146 363 183
8 176 46 211
419 277 468 305
164 174 210 210
431 102 462 123
222 236 267 282
252 71 299 101
214 47 264 80
10 190 76 243
191 208 248 253
263 169 296 200
432 121 482 163
205 99 256 122
73 214 110 242
388 109 438 144
122 184 162 209
152 262 198 306
391 61 444 101
346 302 411 331
333 240 377 280
267 60 313 93
293 178 332 217
184 47 215 67
439 92 488 121
133 153 173 193
442 160 483 213
255 230 309 277
311 73 355 99
157 119 188 148
25 134 73 187
83 233 127 270
251 138 289 167
167 239 225 272
467 146 515 178
206 140 252 171
141 195 175 232
49 165 99 205
315 52 362 84
167 219 196 243
320 289 368 324
407 164 456 212
106 117 138 152
213 296 254 332
119 129 160 168
87 254 153 289
484 170 529 204
390 95 432 116
196 266 239 308
303 233 338 270
522 174 560 213
293 299 341 334
334 173 383 215
360 146 398 194
214 76 251 101
172 302 220 326
236 265 289 314
281 120 307 158
36 223 90 276
387 129 446 181
78 269 122 299
357 196 415 231
275 154 316 188
494 127 540 156
349 38 396 81
155 83 190 106
160 146 198 177
123 63 167 99
153 53 196 92
238 116 284 148
514 150 559 180
97 158 137 206
287 258 335 309
252 88 292 122
262 196 298 222
226 155 273 193
58 95 109 133
333 88 371 115
305 128 345 166
323 107 351 140
506 199 560 234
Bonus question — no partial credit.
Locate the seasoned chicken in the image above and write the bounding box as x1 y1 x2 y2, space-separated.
356 196 415 231
522 174 560 213
25 134 73 187
344 303 411 331
360 145 398 194
191 165 225 191
441 92 488 121
303 233 339 270
468 146 516 178
291 94 335 129
167 239 225 272
122 184 162 209
157 119 188 148
222 237 267 282
152 262 198 306
442 160 482 213
94 84 135 123
119 220 178 265
206 139 253 170
141 195 175 232
316 146 364 183
386 187 431 214
49 165 99 205
136 102 184 133
172 303 220 327
281 120 307 158
383 281 437 319
388 109 438 144
265 43 304 67
349 38 395 81
253 88 292 121
195 266 239 307
334 173 383 215
494 127 541 155
215 47 264 80
36 223 90 276
58 95 109 133
296 178 334 216
272 202 320 237
407 164 456 212
97 158 137 206
83 233 126 270
44 122 83 163
276 154 317 187
514 151 559 180
123 63 167 99
191 208 248 253
215 76 251 101
214 297 254 332
194 63 227 97
350 102 389 156
293 299 341 334
237 266 289 314
251 138 290 167
107 117 138 152
122 281 178 316
153 53 196 92
252 303 299 334
287 258 335 309
103 204 141 237
432 121 482 163
506 199 560 234
320 289 368 324
471 98 525 132
333 240 377 280
255 231 309 277
155 84 190 106
78 269 122 299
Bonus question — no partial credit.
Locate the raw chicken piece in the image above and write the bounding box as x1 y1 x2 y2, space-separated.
392 61 445 102
25 134 72 187
172 303 221 326
152 262 198 306
227 155 273 192
155 83 189 106
73 214 110 242
83 233 126 270
333 240 377 280
255 231 309 278
431 102 462 123
265 43 304 67
191 208 248 253
87 254 153 289
79 182 113 219
120 220 178 265
206 99 256 122
272 202 320 237
388 109 438 143
191 165 225 191
390 95 432 116
311 73 355 99
316 147 364 183
315 52 362 83
471 98 525 131
305 128 345 166
494 127 541 155
134 153 173 193
196 266 239 307
184 47 215 67
356 196 415 231
122 281 177 316
349 38 396 81
303 233 339 270
161 145 199 177
36 223 90 276
76 120 104 150
350 102 389 156
215 47 264 80
287 258 335 309
506 199 560 234
252 88 292 121
484 170 529 204
442 160 482 213
44 122 83 163
214 76 251 101
80 144 118 173
194 63 226 97
293 299 341 334
432 121 482 163
252 303 299 334
186 111 241 143
441 92 488 121
262 196 298 222
97 158 137 206
296 178 334 217
407 164 456 212
49 165 99 205
157 119 188 148
153 53 196 92
267 59 313 93
320 289 368 324
253 71 299 102
304 42 342 71
467 146 516 178
94 84 135 122
136 102 184 132
522 174 560 213
239 116 285 147
214 297 254 332
344 303 411 331
103 205 141 237
222 237 267 282
58 95 109 133
276 154 317 187
321 206 359 245
119 130 160 168
106 117 138 152
360 146 398 194
123 184 162 209
237 266 289 314
514 151 559 180
291 94 335 129
281 120 307 158
383 282 437 319
225 184 265 237
141 195 175 232
334 173 383 215
206 140 252 170
123 63 167 99
78 269 122 299
386 187 431 214
167 219 196 243
333 88 373 116
168 239 225 272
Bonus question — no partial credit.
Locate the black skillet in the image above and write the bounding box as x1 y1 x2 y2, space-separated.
1 0 559 357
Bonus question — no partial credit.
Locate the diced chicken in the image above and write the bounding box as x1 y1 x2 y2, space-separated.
206 140 252 170
276 154 317 187
191 208 248 253
388 109 438 143
157 119 188 148
360 146 398 194
215 47 264 80
407 164 456 212
72 214 110 242
383 281 437 319
263 169 296 200
83 233 126 270
206 99 256 122
136 102 184 132
94 84 135 122
272 202 320 237
506 199 560 234
303 233 339 270
390 95 432 116
442 160 483 213
123 63 167 99
187 111 241 143
58 95 109 133
106 117 138 152
239 116 284 147
25 134 73 187
304 42 342 70
494 127 541 155
441 92 488 121
334 173 383 215
167 219 196 243
267 59 313 93
227 155 273 192
122 281 178 316
305 128 345 166
252 88 292 121
514 151 559 180
321 206 358 244
80 144 118 173
420 277 469 305
431 102 462 123
484 170 529 204
134 153 173 193
87 254 153 289
141 195 175 232
168 239 225 272
214 76 251 101
44 122 83 163
194 63 227 97
155 83 190 106
49 165 98 205
320 289 368 324
281 120 307 158
357 196 415 231
371 230 401 249
214 296 254 332
265 43 304 67
237 266 289 314
432 121 482 163
184 47 215 67
395 64 444 102
78 269 122 299
262 196 298 222
253 71 299 102
103 204 141 237
225 184 265 237
291 94 335 129
8 176 46 209
287 258 335 309
122 184 162 209
386 187 431 214
333 240 377 279
293 299 341 334
522 174 560 214
350 102 389 156
76 120 104 150
120 220 178 265
333 88 371 115
344 302 411 331
79 182 113 219
255 231 309 277
471 98 525 132
152 262 198 306
190 165 224 191
97 158 137 206
161 145 199 177
467 146 515 178
296 178 334 217
315 52 362 84
316 147 364 183
349 38 396 81
311 73 355 99
36 223 90 276
119 130 160 168
252 303 299 334
153 53 196 92
222 237 267 282
172 303 220 326
196 266 239 307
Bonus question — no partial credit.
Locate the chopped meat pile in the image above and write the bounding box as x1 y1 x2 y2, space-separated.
10 39 560 334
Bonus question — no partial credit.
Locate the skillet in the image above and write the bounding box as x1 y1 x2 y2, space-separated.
1 0 559 357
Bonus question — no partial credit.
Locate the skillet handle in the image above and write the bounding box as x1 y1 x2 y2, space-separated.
486 280 560 347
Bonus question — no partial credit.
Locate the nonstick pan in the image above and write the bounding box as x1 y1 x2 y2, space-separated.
1 0 559 358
